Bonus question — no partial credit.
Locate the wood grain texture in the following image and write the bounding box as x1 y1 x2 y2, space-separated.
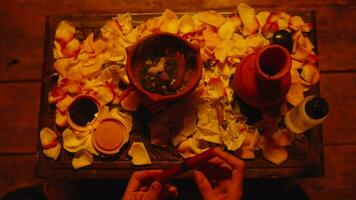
316 6 356 71
0 154 42 199
0 2 355 80
320 73 356 145
0 83 41 153
299 145 356 200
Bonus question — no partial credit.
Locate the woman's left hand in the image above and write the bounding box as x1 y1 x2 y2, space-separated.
122 170 178 200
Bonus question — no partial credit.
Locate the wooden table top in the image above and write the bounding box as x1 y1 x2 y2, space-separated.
0 0 355 199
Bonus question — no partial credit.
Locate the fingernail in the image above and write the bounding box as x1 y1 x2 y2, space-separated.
194 170 203 183
152 181 161 191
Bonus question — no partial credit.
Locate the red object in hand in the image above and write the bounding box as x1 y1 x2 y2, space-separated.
154 148 216 182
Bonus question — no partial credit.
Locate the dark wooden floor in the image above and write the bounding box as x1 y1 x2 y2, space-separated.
0 0 355 199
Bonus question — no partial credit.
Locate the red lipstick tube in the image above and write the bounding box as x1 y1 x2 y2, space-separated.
155 148 216 181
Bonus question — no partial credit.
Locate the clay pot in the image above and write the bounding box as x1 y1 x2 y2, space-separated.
92 118 129 155
234 45 291 108
126 33 202 111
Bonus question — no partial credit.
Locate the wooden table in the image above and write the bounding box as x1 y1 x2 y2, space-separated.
0 0 355 199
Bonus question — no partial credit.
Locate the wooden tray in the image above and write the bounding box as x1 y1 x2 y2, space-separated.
36 10 323 179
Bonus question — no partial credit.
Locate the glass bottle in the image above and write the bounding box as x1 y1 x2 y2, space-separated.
284 96 329 134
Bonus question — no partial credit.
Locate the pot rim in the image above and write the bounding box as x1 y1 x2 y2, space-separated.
256 44 291 81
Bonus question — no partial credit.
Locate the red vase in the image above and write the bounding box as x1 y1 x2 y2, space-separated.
233 45 291 108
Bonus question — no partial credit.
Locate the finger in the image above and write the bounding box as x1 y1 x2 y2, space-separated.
126 170 163 192
167 185 178 195
213 148 245 170
193 170 216 200
139 186 148 192
144 181 161 200
207 157 233 170
166 185 178 197
232 168 244 189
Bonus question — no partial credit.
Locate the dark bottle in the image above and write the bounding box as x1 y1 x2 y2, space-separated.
284 96 329 134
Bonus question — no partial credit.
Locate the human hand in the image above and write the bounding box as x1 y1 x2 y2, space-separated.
193 148 245 200
122 170 178 200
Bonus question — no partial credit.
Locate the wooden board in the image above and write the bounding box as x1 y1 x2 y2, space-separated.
36 10 324 179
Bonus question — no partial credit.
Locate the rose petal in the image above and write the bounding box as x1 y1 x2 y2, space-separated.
160 18 179 34
53 41 64 59
179 14 196 34
40 127 58 148
202 28 220 49
262 21 279 38
197 11 225 28
275 12 291 30
218 19 235 40
43 143 61 160
79 56 104 78
93 85 114 105
230 15 242 31
290 16 312 32
292 46 311 62
246 34 269 50
49 85 67 104
286 83 304 106
63 128 90 152
237 3 259 35
55 109 68 127
114 13 134 34
206 77 226 98
256 11 270 28
301 63 320 85
128 142 152 166
262 144 288 165
110 107 133 132
72 151 93 170
214 40 233 63
55 20 76 45
271 129 294 147
235 145 255 159
56 95 74 113
259 137 288 165
62 38 81 58
120 90 140 111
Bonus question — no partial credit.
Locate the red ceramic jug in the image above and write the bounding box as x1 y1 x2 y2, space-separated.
233 45 291 108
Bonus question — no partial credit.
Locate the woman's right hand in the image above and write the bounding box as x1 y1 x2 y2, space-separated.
193 148 245 200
